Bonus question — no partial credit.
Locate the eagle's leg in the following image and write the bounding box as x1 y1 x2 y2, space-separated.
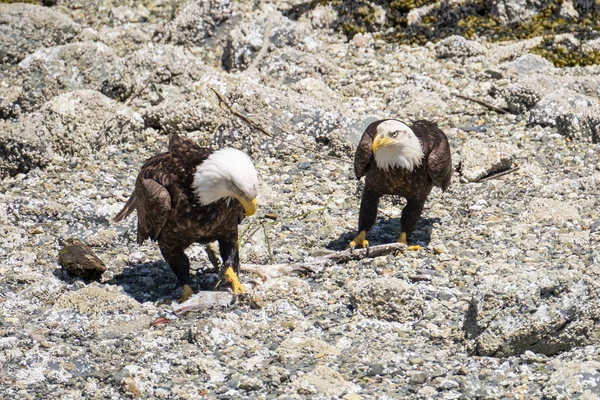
159 244 193 303
216 239 246 294
348 188 379 249
399 198 426 250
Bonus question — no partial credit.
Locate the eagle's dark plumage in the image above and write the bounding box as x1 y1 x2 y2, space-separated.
113 134 258 302
349 119 452 248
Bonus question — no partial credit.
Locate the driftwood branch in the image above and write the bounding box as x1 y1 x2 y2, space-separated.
241 263 316 281
325 242 408 263
209 87 353 164
453 93 512 115
480 166 520 181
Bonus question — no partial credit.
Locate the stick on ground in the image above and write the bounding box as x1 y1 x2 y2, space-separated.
480 166 520 181
326 242 408 263
454 93 513 115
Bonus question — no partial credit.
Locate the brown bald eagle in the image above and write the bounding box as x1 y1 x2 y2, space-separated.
113 135 258 302
349 119 452 249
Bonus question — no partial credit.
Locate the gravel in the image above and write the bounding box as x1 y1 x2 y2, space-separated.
1 0 600 399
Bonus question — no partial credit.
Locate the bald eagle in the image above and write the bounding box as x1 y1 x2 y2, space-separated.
349 119 452 249
113 134 258 302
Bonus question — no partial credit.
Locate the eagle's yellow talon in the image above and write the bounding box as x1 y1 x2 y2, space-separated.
347 231 368 249
407 245 422 251
223 266 246 294
179 284 193 303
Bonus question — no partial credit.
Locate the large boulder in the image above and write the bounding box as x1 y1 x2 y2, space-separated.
0 125 51 179
459 139 518 182
156 0 232 46
38 90 145 157
0 3 80 64
18 42 122 111
0 90 144 178
222 9 319 73
529 90 600 142
464 268 600 357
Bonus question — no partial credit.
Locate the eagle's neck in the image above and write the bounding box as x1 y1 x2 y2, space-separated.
374 136 424 172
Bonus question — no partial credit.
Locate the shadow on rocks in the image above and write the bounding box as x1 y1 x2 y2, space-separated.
325 216 439 251
105 261 219 303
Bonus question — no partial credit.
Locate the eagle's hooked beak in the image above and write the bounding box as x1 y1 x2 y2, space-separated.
238 197 257 216
372 135 396 153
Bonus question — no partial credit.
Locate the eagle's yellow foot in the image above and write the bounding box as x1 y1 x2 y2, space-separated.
347 231 368 249
398 232 421 251
179 284 193 303
218 266 246 294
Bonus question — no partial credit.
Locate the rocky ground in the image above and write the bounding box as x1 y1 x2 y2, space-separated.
1 0 600 399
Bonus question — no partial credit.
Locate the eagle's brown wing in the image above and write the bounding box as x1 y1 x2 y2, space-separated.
412 120 452 191
135 154 173 244
354 125 376 179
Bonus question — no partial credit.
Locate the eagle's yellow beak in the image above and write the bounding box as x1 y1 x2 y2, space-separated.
238 197 257 216
372 135 396 152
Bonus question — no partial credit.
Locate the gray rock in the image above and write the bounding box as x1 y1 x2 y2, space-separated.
222 10 313 72
348 278 425 322
543 361 600 398
0 124 51 179
500 54 555 74
557 0 579 19
276 336 340 362
103 43 207 104
459 138 518 182
484 0 543 24
76 25 154 57
0 3 80 64
464 269 600 357
526 198 580 224
39 90 145 156
435 35 486 59
157 0 232 46
529 90 600 142
494 83 541 114
388 83 449 120
18 42 122 111
1 89 144 177
292 365 360 397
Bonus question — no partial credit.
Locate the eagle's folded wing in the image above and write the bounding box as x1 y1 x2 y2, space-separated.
354 131 374 179
136 177 172 244
427 136 452 191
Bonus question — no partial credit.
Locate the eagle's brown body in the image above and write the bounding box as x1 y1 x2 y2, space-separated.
114 135 245 295
354 119 452 242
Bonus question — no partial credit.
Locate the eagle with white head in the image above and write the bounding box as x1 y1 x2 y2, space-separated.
349 119 452 249
113 134 258 302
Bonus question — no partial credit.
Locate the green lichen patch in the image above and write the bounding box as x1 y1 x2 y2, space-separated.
530 36 600 68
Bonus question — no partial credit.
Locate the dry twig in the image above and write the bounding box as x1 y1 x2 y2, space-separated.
325 242 408 263
454 93 512 115
480 166 520 181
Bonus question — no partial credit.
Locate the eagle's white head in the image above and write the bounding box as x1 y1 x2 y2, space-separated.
191 148 259 216
372 120 424 172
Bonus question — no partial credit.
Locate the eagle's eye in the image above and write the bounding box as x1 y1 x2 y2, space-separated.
390 131 399 138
